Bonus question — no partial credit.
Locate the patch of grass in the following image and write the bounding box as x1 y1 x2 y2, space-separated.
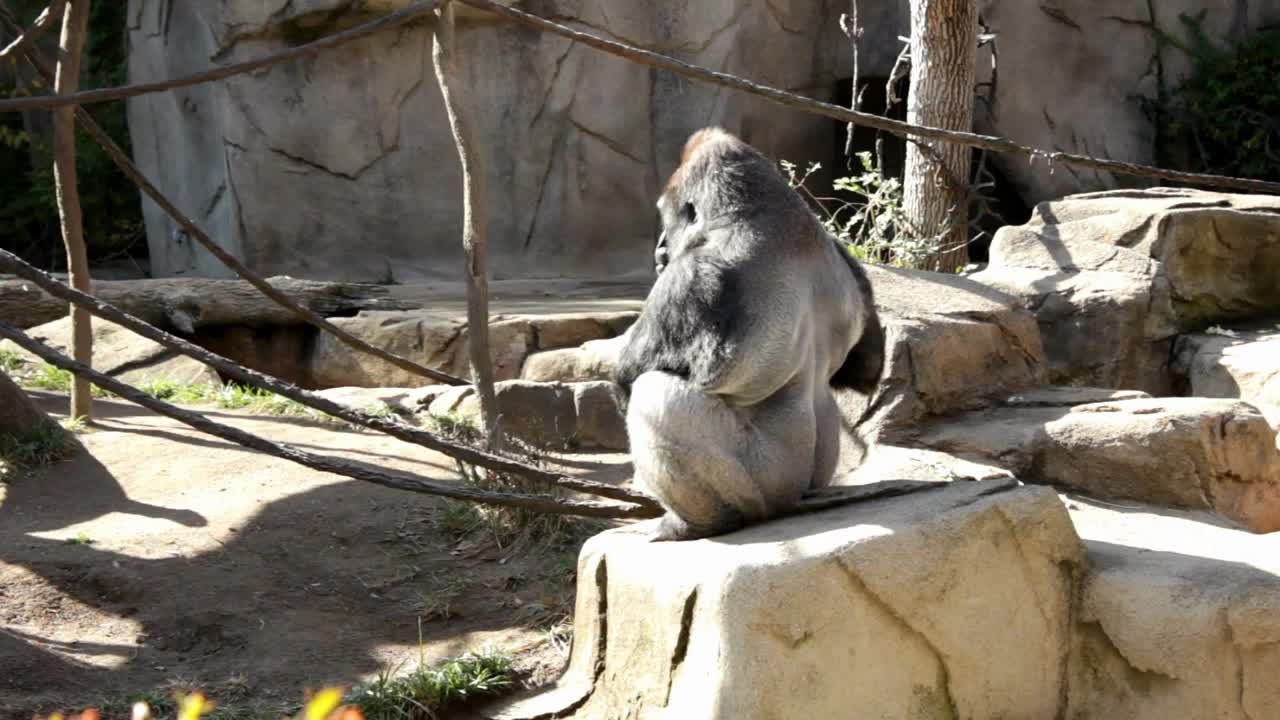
139 380 334 420
0 346 25 373
346 650 514 720
0 418 75 481
412 574 473 623
422 411 482 443
65 531 94 546
207 383 312 416
22 364 113 398
438 469 607 552
138 380 220 404
60 416 90 433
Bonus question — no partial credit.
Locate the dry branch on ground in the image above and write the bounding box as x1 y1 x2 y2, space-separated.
0 319 658 520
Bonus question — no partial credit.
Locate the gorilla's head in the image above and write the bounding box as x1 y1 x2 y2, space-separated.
653 128 807 275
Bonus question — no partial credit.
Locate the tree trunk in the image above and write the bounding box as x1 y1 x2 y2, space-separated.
52 0 92 420
902 0 977 273
432 5 501 450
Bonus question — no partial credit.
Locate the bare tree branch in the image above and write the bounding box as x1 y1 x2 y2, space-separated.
840 0 863 159
0 248 662 511
432 2 501 448
0 0 64 62
0 320 659 520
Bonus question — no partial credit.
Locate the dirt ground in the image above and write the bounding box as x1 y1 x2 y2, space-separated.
0 392 633 718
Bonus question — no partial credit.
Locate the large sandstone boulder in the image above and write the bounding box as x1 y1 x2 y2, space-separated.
413 379 628 450
972 189 1280 392
1021 190 1280 327
847 265 1046 445
1066 497 1280 719
521 335 629 383
915 396 1280 532
125 1 851 282
492 480 1085 720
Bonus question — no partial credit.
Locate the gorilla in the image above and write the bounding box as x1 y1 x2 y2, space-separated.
615 127 884 541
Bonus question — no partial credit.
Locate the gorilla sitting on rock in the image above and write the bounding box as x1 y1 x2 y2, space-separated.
615 127 884 541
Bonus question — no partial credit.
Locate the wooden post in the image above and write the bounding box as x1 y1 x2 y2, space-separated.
51 0 93 420
432 2 501 450
901 0 977 274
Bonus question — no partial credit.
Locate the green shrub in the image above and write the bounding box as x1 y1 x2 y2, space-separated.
1155 14 1280 181
782 154 947 269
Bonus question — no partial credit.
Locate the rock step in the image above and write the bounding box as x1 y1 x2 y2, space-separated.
491 480 1081 720
970 188 1280 394
911 395 1280 533
317 380 629 451
486 482 1280 720
1065 496 1280 719
311 310 638 389
1174 324 1280 427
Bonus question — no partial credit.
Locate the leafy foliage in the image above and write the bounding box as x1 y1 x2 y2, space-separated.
782 154 948 269
1156 13 1280 181
345 651 514 720
1 1 145 270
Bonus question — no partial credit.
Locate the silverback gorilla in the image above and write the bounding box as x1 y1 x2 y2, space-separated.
615 127 884 541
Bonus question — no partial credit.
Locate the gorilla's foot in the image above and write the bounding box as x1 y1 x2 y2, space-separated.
647 513 703 542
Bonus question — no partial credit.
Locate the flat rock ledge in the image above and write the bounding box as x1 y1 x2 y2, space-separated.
490 480 1083 720
914 397 1280 533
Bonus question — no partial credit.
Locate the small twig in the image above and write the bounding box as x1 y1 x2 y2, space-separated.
841 0 863 160
0 0 64 62
0 321 658 520
878 38 912 171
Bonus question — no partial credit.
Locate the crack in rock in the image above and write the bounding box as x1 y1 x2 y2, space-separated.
663 587 698 705
835 559 960 720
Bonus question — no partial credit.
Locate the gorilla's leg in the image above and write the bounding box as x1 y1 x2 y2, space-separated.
809 386 842 490
627 371 817 540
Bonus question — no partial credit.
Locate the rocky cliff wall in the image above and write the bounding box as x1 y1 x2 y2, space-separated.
126 1 1280 281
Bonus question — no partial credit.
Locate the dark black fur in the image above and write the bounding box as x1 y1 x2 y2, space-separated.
615 251 744 392
828 241 885 394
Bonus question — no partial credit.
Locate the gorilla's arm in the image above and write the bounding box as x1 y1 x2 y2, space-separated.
615 256 743 392
828 243 885 394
